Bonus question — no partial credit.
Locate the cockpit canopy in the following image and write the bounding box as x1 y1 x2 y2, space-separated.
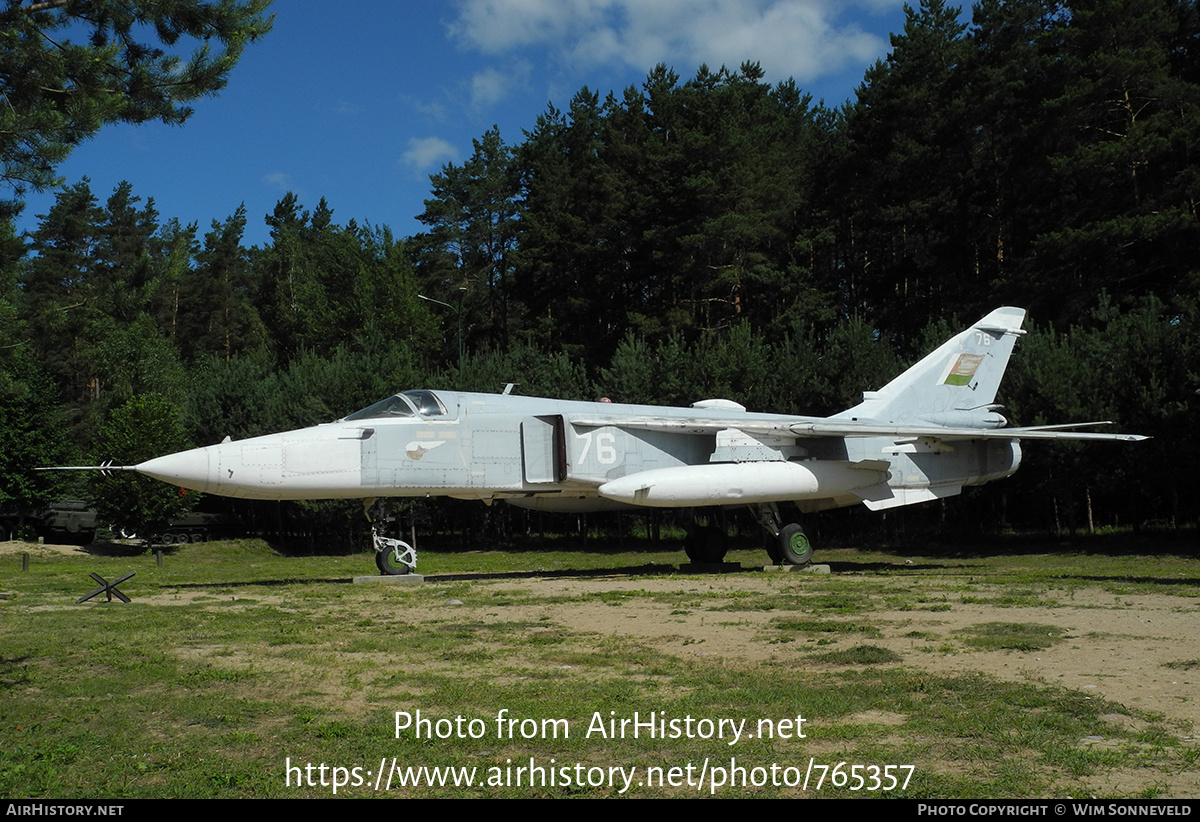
344 390 447 421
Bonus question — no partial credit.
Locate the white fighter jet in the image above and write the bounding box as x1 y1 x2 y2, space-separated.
73 307 1147 574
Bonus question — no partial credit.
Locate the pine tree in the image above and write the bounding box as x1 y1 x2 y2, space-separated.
179 205 264 362
416 127 521 354
836 0 974 333
0 0 273 213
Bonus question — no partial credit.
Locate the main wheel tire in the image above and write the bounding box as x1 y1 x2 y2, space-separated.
778 523 813 565
375 547 413 575
684 525 728 564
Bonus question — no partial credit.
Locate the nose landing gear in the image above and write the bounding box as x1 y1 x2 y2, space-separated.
373 528 417 575
365 498 418 576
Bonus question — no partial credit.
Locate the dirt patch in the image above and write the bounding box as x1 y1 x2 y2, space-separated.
0 539 90 557
473 573 1200 738
449 569 1199 796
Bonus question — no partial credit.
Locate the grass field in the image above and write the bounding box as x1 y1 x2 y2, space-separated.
2 536 1197 798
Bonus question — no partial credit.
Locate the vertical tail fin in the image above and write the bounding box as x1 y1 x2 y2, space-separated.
832 307 1027 428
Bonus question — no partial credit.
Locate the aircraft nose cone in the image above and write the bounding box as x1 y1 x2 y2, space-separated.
137 447 213 493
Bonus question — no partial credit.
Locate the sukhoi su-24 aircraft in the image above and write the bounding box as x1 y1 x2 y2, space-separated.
78 307 1146 574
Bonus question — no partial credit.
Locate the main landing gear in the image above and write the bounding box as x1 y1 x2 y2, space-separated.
680 506 814 567
364 498 418 576
683 522 729 564
751 503 814 566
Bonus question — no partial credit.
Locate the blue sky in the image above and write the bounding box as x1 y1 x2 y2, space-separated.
17 0 910 248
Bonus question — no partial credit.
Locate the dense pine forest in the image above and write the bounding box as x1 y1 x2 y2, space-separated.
2 0 1197 545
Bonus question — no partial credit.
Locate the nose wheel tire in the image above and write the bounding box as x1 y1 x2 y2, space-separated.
373 528 417 575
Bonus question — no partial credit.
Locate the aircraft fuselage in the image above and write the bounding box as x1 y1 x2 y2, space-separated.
136 389 1020 514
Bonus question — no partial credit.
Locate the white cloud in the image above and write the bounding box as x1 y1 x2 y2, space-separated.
263 171 292 191
449 0 896 85
468 59 532 109
471 66 513 108
400 136 459 173
447 0 609 54
411 98 449 123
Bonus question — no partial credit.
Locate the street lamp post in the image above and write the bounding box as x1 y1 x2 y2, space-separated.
418 292 464 379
